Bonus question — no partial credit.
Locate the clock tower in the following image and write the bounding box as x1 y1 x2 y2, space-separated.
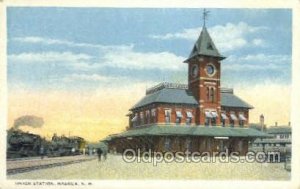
184 26 226 126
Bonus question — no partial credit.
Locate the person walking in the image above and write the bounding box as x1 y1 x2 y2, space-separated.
40 146 45 159
97 148 102 161
102 147 107 160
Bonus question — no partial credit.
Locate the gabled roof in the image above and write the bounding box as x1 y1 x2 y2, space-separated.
266 126 291 134
184 27 225 62
130 87 198 110
130 83 253 110
109 125 271 138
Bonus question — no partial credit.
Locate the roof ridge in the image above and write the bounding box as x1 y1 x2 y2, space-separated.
146 82 188 95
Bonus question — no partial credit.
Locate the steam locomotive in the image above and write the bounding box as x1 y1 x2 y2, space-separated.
7 128 86 159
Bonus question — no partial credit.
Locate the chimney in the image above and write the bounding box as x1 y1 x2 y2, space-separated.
275 122 278 127
260 114 264 132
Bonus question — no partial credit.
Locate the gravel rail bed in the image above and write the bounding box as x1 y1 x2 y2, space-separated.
7 157 96 175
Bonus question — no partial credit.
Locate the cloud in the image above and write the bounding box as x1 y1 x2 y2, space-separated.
61 73 115 82
252 39 266 47
227 54 290 65
12 36 134 51
149 22 268 52
9 44 185 71
222 54 291 72
99 48 185 71
8 51 92 64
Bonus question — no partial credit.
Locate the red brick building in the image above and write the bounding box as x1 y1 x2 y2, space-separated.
105 26 269 155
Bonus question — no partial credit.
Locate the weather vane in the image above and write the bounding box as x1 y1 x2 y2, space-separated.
203 9 210 27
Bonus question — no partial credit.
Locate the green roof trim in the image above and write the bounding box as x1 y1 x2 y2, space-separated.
185 27 225 62
110 125 271 139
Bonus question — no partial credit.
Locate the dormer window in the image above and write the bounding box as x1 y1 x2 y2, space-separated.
207 42 214 50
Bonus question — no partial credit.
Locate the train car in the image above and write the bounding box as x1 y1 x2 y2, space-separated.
7 128 47 158
7 129 86 158
47 134 86 157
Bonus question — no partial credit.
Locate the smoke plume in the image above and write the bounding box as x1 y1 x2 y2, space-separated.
13 115 44 128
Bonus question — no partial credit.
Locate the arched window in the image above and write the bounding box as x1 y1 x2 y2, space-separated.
210 88 214 102
206 87 210 101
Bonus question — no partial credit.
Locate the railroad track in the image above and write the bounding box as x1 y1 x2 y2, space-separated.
7 157 96 175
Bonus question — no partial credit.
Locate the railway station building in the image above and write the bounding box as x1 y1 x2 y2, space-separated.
104 24 270 155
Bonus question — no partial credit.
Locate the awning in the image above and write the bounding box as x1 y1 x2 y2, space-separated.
186 111 193 118
221 113 228 120
205 111 213 118
211 111 218 118
131 115 137 122
230 113 238 120
239 114 247 121
176 111 183 118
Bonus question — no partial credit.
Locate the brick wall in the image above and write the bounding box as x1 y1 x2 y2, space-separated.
130 104 197 127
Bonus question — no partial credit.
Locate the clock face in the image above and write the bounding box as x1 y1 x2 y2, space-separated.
206 64 215 76
191 65 198 78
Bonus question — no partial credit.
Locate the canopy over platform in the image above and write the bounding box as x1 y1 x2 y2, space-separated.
108 125 271 139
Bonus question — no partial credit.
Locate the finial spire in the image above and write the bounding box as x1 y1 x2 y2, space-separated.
203 9 210 27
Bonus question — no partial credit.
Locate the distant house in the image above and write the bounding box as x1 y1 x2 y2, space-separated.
250 123 291 153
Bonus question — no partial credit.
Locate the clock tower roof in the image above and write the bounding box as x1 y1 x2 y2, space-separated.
184 26 225 62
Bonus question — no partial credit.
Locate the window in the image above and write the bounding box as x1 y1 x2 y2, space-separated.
211 111 218 126
205 111 212 126
176 110 182 124
131 113 137 127
238 113 246 127
206 87 210 101
186 111 193 125
151 108 156 123
207 42 214 50
145 110 150 124
140 112 144 125
165 109 171 124
230 112 237 127
280 134 284 139
221 112 228 127
164 137 171 151
277 135 281 139
210 88 215 102
206 87 215 103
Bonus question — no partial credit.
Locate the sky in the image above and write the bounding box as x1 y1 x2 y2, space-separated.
7 8 292 142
